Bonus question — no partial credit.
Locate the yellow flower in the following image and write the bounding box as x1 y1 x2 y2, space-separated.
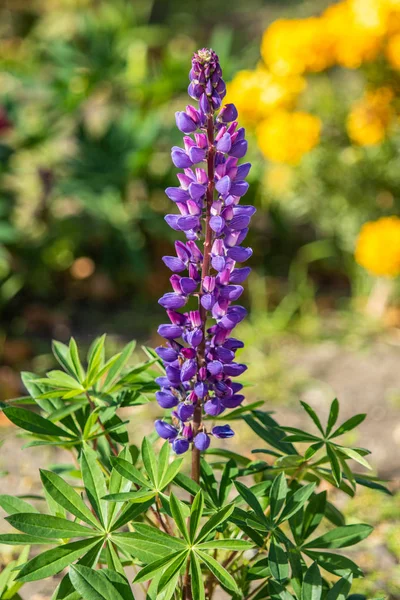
323 1 383 68
347 87 393 146
386 32 400 67
257 111 321 165
261 17 334 76
355 216 400 277
225 67 305 126
266 164 294 196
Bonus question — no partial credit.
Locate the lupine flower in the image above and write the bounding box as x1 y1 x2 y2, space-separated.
154 48 254 453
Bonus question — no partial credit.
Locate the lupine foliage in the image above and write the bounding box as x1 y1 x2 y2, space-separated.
0 50 389 600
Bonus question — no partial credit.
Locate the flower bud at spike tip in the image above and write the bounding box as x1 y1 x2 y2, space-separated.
155 49 254 453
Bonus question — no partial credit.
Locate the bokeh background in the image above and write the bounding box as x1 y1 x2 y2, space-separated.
1 0 400 598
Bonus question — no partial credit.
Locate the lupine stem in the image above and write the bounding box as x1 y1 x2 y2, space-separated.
191 112 216 487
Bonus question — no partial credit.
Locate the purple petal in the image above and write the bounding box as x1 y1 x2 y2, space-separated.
216 132 232 153
207 360 223 376
158 293 187 309
201 293 216 310
233 205 256 217
165 187 190 202
155 346 179 362
156 391 179 409
158 324 183 339
215 175 231 196
219 285 244 301
226 246 253 262
181 358 197 382
162 256 187 272
219 104 238 123
230 140 247 158
230 181 249 197
212 424 235 438
155 420 178 440
236 162 252 179
177 402 195 422
188 146 206 164
204 398 224 416
215 346 235 363
229 267 251 283
223 362 248 377
187 328 203 347
211 255 226 272
180 277 198 294
172 438 190 454
194 432 210 451
175 111 197 133
177 215 200 231
165 215 181 231
221 394 244 409
210 216 225 234
171 147 193 168
189 182 206 200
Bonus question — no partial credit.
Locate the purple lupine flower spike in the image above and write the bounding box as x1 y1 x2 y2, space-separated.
154 48 254 453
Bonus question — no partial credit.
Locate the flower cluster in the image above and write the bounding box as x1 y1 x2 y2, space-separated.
355 216 400 277
155 49 254 454
347 87 394 146
225 0 400 164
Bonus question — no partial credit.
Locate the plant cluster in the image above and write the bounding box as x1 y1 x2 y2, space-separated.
0 49 389 600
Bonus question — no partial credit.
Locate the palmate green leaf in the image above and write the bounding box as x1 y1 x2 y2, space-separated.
37 370 84 390
303 524 373 549
200 459 219 506
134 549 185 584
173 473 203 498
103 490 155 503
268 538 290 582
106 447 131 528
52 541 104 600
3 407 75 438
269 473 288 521
69 565 125 600
196 549 239 595
198 539 253 551
146 570 179 600
190 492 204 542
112 532 178 563
329 414 366 439
191 551 205 600
326 573 353 600
141 436 157 487
102 569 135 600
169 493 190 543
105 541 125 575
0 494 38 515
278 483 316 523
326 444 342 486
15 537 103 583
81 446 108 528
6 513 98 539
40 470 100 528
243 414 298 456
326 399 339 436
300 401 325 435
301 562 322 600
110 456 149 488
86 335 106 385
304 550 363 578
195 503 235 544
109 498 154 531
219 459 239 505
160 456 183 489
247 557 271 581
157 441 170 487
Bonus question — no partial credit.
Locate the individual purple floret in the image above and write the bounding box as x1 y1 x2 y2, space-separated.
154 48 254 454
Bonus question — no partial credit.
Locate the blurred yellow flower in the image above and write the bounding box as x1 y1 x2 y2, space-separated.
257 111 321 165
355 216 400 276
347 87 393 146
261 18 334 76
386 32 400 67
225 67 305 126
323 1 384 68
266 164 294 196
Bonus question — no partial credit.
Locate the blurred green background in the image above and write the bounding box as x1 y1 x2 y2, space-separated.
1 0 400 596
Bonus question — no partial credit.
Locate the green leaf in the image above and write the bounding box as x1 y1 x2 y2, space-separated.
198 539 253 551
80 446 108 528
327 444 342 487
6 513 97 539
102 340 136 392
269 580 296 600
169 493 190 543
326 573 353 600
300 402 324 435
195 503 235 544
109 498 154 531
87 335 106 382
160 457 183 490
103 490 155 502
326 399 339 436
107 447 132 527
157 441 170 488
141 436 158 487
69 565 125 600
112 532 179 563
0 533 51 545
190 492 204 542
157 550 188 593
3 407 74 438
268 537 289 582
303 524 373 549
0 494 38 515
304 550 362 578
330 414 366 439
40 470 100 528
338 447 372 470
279 483 316 523
219 459 239 506
190 551 205 600
301 492 327 540
269 473 288 520
110 456 149 488
15 537 102 582
196 549 239 594
102 570 135 600
52 341 79 381
234 481 267 521
200 459 219 506
301 562 322 600
134 550 184 583
243 413 298 456
69 338 85 383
